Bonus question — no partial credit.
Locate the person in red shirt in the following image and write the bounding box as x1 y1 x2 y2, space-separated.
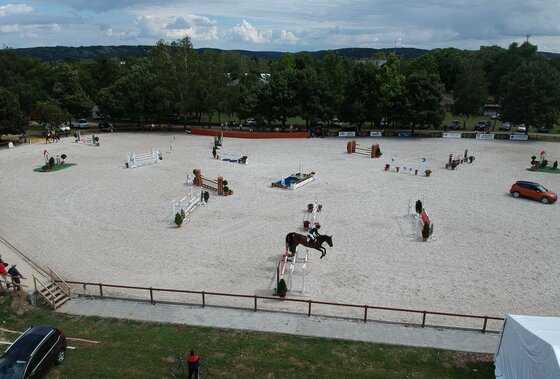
0 262 9 283
185 349 199 379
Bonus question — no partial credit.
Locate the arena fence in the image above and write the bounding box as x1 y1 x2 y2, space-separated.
61 280 504 333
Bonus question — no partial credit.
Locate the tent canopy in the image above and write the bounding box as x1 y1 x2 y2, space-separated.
495 314 560 379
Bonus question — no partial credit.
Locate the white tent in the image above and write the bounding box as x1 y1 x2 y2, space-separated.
495 314 560 379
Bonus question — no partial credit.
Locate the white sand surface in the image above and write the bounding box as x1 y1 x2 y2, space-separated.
1 132 559 326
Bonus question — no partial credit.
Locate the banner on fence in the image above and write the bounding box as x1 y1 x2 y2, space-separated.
338 131 356 137
442 132 462 139
398 132 413 137
476 133 495 140
370 131 383 137
509 134 529 141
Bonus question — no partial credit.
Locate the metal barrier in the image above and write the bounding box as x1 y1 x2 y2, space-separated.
61 280 504 333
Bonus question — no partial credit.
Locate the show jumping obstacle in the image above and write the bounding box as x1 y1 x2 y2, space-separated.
445 149 474 169
171 188 205 222
346 140 381 158
272 163 315 190
408 199 434 241
275 250 308 296
303 196 322 230
75 131 96 146
126 149 162 168
385 156 429 176
193 169 225 195
215 149 248 164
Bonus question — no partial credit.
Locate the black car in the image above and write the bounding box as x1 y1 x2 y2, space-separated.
0 325 67 378
538 126 550 133
98 121 114 131
499 122 512 131
449 120 461 130
474 120 491 131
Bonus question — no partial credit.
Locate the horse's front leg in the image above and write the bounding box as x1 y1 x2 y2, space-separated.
320 247 326 259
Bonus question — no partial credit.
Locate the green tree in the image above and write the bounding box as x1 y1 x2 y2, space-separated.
404 71 445 132
151 36 195 123
340 61 382 128
34 100 68 125
52 63 94 119
0 88 27 135
452 59 488 122
501 58 560 130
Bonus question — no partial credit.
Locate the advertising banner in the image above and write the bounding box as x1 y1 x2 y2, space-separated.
338 131 356 137
509 134 529 141
370 131 383 137
476 133 495 140
398 132 413 137
442 133 462 139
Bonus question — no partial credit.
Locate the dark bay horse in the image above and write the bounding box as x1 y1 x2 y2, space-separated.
285 233 333 259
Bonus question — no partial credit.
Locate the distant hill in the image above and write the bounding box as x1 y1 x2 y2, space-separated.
11 45 559 62
12 45 429 62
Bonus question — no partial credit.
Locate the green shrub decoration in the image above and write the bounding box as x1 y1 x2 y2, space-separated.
277 278 288 297
49 157 55 168
422 223 430 239
174 212 184 226
203 191 210 203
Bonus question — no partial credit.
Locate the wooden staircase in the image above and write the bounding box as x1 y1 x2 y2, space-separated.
33 267 72 310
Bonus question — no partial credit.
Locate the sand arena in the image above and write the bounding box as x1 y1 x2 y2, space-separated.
1 133 559 327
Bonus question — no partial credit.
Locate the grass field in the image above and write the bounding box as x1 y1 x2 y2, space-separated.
0 293 494 379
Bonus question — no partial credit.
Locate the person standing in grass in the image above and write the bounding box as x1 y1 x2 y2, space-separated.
186 349 200 379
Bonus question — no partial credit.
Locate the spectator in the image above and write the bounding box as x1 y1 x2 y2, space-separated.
7 265 22 291
185 349 200 379
0 262 9 284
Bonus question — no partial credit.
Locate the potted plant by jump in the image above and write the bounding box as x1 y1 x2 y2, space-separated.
277 278 288 298
308 204 314 213
421 223 430 242
94 136 100 146
425 169 432 177
174 212 184 228
60 154 67 165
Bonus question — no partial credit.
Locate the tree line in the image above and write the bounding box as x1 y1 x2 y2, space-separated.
1 37 560 136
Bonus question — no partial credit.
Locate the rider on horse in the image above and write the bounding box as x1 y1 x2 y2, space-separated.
307 223 321 243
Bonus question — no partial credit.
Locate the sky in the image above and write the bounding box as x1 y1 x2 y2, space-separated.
1 0 560 53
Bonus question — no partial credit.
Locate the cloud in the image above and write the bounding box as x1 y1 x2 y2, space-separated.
3 0 560 52
0 4 33 17
230 20 272 44
275 30 299 45
134 14 218 41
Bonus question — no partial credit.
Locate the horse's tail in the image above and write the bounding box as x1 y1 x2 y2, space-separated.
285 233 292 252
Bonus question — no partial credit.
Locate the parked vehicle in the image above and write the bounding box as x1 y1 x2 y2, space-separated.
499 122 511 131
537 126 550 133
243 117 257 128
0 325 67 378
449 120 461 130
98 121 114 132
75 119 90 129
510 181 557 204
474 120 491 131
516 124 527 133
57 123 71 132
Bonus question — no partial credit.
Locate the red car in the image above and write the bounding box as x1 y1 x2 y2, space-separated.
510 181 557 204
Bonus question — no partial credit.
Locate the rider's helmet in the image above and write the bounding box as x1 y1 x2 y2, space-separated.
315 223 321 229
